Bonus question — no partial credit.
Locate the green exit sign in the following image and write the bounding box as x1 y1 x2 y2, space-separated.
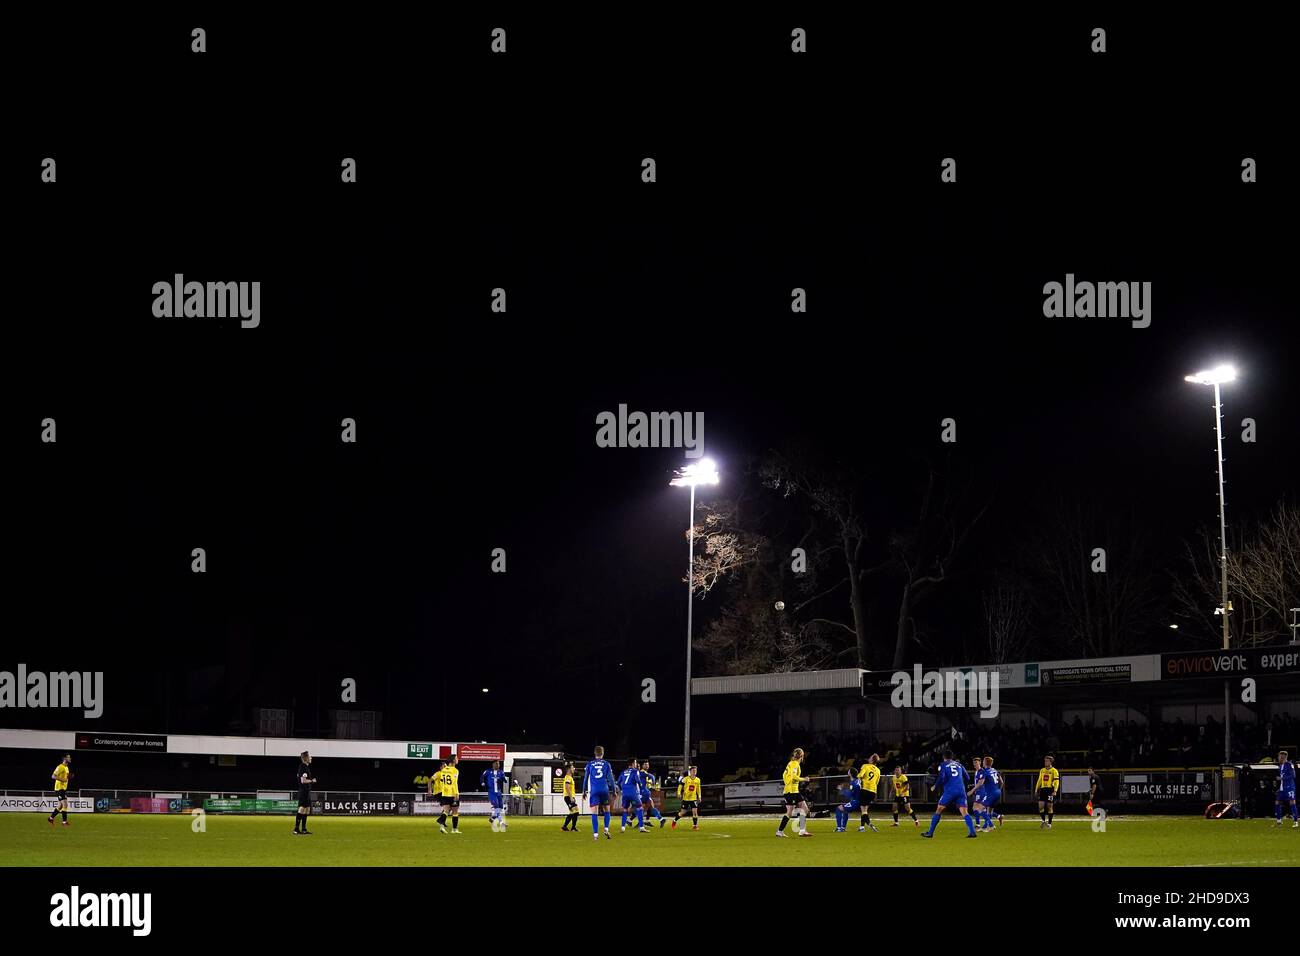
407 743 433 759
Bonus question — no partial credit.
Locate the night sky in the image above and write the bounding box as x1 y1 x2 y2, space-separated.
7 12 1296 756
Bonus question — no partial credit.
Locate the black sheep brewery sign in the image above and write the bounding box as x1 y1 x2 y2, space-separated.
1115 773 1213 807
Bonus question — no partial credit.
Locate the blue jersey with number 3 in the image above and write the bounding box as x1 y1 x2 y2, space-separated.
584 759 615 795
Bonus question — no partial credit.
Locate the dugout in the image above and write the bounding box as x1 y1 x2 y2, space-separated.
1222 763 1286 819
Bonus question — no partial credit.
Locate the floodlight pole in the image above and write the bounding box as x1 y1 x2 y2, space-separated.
1211 381 1232 764
684 482 695 777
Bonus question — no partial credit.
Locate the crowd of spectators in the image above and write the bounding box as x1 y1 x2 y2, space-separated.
722 713 1298 781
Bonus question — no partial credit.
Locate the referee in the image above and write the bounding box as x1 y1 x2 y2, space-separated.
294 751 316 835
1086 765 1103 815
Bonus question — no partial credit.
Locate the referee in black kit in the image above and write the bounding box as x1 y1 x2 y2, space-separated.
294 751 317 835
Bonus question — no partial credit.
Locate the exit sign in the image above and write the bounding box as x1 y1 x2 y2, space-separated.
407 743 433 759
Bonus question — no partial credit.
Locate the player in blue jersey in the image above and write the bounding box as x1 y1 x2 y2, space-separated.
481 760 508 832
968 757 987 825
619 759 648 832
920 750 978 839
637 760 667 828
1276 750 1298 828
833 774 862 832
972 756 1003 830
583 745 616 840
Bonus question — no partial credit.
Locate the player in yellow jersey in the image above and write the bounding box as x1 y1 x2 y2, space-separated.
47 754 72 827
855 754 882 832
435 754 461 834
672 766 702 830
1035 755 1060 829
889 765 920 827
560 762 581 832
777 747 813 837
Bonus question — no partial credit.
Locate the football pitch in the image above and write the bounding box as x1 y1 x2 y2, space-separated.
2 813 1297 866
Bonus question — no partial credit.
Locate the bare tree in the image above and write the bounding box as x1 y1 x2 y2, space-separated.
1173 500 1299 646
1038 500 1160 658
982 583 1032 664
1231 500 1300 644
687 497 766 597
760 452 882 669
888 467 988 670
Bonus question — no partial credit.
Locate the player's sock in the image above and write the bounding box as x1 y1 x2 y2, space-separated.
620 812 628 828
964 814 976 835
437 813 447 827
636 808 645 828
1047 810 1054 825
892 810 899 823
926 813 940 835
864 811 871 827
591 813 600 835
798 810 808 833
452 814 459 831
1039 810 1047 822
778 814 790 832
603 811 611 830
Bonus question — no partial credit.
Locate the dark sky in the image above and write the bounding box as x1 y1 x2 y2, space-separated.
7 11 1296 754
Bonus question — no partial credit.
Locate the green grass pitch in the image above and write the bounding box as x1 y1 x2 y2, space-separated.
2 813 1296 866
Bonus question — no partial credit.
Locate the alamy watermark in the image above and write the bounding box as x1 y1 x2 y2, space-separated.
152 274 260 328
595 404 704 457
0 665 103 718
50 886 151 936
1043 273 1151 328
890 664 1000 719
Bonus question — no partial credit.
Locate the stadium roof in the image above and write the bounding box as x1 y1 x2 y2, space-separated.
691 647 1300 700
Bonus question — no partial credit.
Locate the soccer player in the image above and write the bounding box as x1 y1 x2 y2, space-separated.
482 760 508 832
583 745 616 840
856 754 882 832
920 750 978 839
293 751 316 835
560 763 581 831
47 754 72 827
620 759 647 832
672 766 703 830
638 760 667 828
1085 765 1102 818
833 774 862 831
969 756 986 818
1035 755 1060 829
973 756 1003 830
1275 750 1298 828
890 766 920 827
776 747 813 837
435 754 461 834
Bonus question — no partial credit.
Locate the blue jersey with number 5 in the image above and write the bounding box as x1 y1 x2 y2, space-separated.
939 760 969 796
